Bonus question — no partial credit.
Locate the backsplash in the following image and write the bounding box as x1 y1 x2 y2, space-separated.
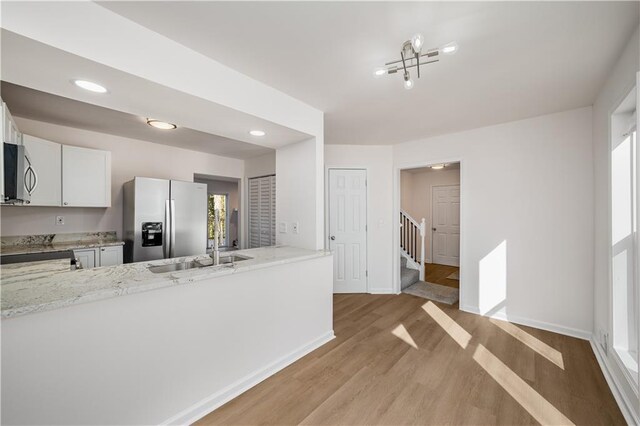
1 232 119 247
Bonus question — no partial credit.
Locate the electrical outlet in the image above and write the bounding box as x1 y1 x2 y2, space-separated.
55 216 65 226
292 222 299 234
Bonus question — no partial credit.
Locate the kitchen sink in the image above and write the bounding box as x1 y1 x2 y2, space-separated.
148 255 252 273
148 260 203 274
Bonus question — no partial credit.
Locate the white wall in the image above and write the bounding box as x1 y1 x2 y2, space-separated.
394 107 594 337
324 145 394 293
0 118 244 238
401 168 460 262
244 152 275 179
592 25 639 423
276 138 324 250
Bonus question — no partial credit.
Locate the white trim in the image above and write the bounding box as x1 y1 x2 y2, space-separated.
368 288 396 294
591 338 639 425
325 166 370 293
162 331 336 426
460 304 591 340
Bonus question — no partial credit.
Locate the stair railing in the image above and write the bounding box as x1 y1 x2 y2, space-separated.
400 210 426 281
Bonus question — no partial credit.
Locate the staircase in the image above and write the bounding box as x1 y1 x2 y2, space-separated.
401 256 420 289
400 210 426 289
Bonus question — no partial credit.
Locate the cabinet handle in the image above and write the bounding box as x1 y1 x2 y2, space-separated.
101 248 105 251
63 202 68 205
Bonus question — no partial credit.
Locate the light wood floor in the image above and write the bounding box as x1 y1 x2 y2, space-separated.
197 294 623 425
425 263 460 288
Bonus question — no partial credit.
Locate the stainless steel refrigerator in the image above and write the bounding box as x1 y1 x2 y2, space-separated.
123 177 207 263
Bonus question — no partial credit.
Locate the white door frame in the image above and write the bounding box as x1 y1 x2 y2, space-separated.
325 167 369 293
393 159 465 302
431 184 461 267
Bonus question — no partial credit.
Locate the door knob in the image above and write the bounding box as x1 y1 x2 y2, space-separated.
330 236 336 240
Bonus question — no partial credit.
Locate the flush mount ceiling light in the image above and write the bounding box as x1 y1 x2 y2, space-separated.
374 34 458 89
431 164 446 170
249 130 266 137
146 119 177 130
72 79 108 93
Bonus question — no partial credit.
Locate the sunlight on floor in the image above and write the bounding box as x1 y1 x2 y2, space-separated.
490 318 565 369
473 344 574 425
391 324 418 349
422 301 471 349
422 301 574 425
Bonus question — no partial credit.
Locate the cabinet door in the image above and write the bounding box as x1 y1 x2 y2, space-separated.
99 246 123 267
21 135 62 206
3 103 20 145
74 249 96 269
62 145 111 207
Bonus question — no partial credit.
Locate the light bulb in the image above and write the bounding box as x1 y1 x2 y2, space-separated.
373 67 387 77
440 42 458 55
411 34 424 53
404 78 414 90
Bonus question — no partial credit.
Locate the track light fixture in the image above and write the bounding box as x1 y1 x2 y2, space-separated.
375 34 458 89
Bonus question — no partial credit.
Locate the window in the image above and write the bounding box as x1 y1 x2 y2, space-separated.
208 194 228 247
611 89 638 385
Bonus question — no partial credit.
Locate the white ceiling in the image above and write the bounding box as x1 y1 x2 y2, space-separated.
0 29 311 156
1 82 273 160
101 1 640 145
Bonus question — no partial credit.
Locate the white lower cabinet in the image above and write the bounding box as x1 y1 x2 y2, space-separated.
73 245 123 269
99 246 123 267
73 248 97 269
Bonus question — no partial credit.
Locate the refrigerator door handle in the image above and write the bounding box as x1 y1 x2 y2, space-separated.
170 199 176 258
164 200 170 259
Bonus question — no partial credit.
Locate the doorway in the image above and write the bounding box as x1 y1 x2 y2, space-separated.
328 168 368 293
398 162 461 303
194 174 241 250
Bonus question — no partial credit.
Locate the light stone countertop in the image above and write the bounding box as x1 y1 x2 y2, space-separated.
1 246 330 319
1 231 124 256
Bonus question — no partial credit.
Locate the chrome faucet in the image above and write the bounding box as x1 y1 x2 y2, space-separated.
210 246 220 265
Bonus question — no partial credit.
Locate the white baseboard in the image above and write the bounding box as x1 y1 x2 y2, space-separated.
368 288 395 294
590 339 639 425
459 305 591 340
162 331 336 425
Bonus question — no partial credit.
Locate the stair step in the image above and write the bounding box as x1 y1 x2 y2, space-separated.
400 266 420 290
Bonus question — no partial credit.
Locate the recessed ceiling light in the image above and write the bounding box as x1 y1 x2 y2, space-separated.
147 119 177 130
373 68 387 77
249 130 266 137
73 80 108 93
431 164 446 170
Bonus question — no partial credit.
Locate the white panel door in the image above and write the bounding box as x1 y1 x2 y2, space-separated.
328 169 367 293
432 185 460 267
21 135 62 206
62 145 111 207
99 246 123 267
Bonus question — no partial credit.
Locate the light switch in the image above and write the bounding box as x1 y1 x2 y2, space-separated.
292 222 299 234
56 216 65 226
279 222 288 233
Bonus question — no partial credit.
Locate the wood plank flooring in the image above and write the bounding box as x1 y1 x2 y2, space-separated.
425 263 459 288
197 294 624 425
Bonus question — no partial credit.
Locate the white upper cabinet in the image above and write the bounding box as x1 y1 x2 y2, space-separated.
2 102 21 145
22 135 62 206
62 145 111 207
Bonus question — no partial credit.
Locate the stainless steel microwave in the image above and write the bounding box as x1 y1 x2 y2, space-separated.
3 142 35 204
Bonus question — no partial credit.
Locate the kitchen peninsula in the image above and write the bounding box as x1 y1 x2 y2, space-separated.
1 246 333 425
